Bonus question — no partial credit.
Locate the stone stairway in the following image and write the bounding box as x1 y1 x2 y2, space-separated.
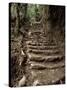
25 29 65 86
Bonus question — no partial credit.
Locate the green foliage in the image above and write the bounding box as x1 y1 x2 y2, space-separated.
35 5 41 21
27 4 42 23
27 5 36 18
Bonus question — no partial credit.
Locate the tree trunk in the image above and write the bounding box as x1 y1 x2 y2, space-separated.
23 4 28 24
42 5 49 35
15 3 20 36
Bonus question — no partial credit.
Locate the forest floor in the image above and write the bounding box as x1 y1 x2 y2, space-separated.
10 25 65 87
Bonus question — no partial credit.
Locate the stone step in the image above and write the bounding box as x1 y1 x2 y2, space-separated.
30 30 44 33
27 49 60 55
27 42 56 46
29 60 65 69
30 67 65 85
27 45 58 50
27 53 64 62
26 42 48 46
28 35 47 38
28 37 47 40
28 34 46 37
28 39 48 43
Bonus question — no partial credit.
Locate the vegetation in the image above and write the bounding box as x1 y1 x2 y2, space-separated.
9 3 65 87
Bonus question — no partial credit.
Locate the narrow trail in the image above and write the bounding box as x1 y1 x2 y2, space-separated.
23 25 65 86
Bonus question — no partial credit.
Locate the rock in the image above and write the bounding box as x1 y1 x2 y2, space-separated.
33 80 39 86
18 75 26 87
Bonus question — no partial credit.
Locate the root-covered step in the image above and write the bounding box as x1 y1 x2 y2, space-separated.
27 45 58 50
27 53 64 62
29 60 65 69
27 49 60 54
26 42 56 46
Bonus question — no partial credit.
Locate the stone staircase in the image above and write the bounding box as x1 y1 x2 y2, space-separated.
25 29 65 86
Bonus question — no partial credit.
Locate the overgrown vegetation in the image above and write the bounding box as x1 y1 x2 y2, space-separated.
9 3 65 87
